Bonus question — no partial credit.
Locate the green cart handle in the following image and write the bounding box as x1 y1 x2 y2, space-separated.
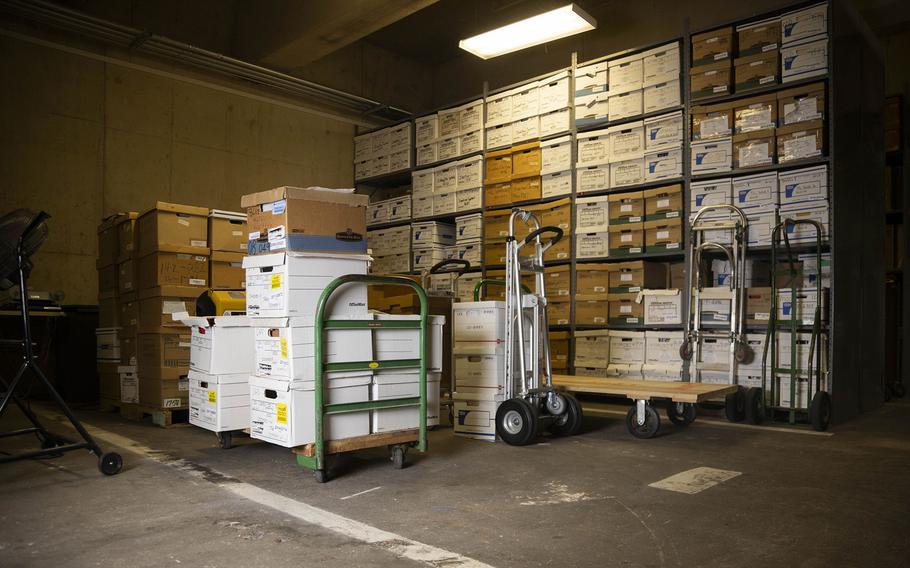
473 279 531 301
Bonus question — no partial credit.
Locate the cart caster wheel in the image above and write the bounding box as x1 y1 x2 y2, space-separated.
314 469 328 483
495 398 538 446
98 452 123 476
218 431 233 450
549 394 583 437
744 387 764 425
448 406 454 426
725 388 745 422
809 391 831 432
391 446 407 469
35 431 57 449
734 340 752 365
626 405 660 439
666 402 696 427
884 384 893 402
894 383 906 398
679 342 693 361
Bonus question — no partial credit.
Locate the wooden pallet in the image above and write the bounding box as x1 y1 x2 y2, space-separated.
552 375 739 403
291 429 419 458
119 403 190 428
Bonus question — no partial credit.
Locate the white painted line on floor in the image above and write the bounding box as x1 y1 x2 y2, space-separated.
35 409 495 568
649 467 742 494
582 407 834 436
340 486 382 500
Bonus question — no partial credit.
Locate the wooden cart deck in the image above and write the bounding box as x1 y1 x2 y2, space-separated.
552 375 738 403
291 429 419 458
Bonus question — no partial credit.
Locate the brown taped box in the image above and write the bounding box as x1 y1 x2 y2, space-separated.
643 184 683 221
737 19 780 57
366 274 420 308
211 251 245 290
544 265 571 298
644 218 683 253
548 299 571 326
139 377 189 409
484 239 507 266
777 119 824 163
209 215 248 253
484 182 512 208
511 142 541 179
692 26 733 66
98 361 120 401
118 258 136 295
608 292 643 325
691 102 734 140
120 327 137 365
138 286 200 331
484 149 513 184
97 213 130 268
608 224 645 256
138 246 210 290
608 192 645 225
608 261 666 294
98 293 120 327
240 186 368 249
483 270 534 300
668 261 686 289
777 82 825 127
734 94 778 133
137 331 191 381
98 264 118 295
511 176 541 203
733 129 776 169
536 198 572 230
137 202 209 258
574 296 609 326
576 263 611 296
550 331 570 367
544 234 571 263
484 210 517 240
734 51 780 92
117 214 139 262
120 292 139 328
690 59 732 100
745 287 773 325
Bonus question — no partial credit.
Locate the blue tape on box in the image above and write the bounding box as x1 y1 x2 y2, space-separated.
247 234 367 255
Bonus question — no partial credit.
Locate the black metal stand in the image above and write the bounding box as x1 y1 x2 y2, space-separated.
0 212 122 475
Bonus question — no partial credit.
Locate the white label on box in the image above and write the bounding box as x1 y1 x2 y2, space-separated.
783 98 822 124
783 136 820 160
177 218 190 227
620 204 633 213
700 116 730 138
657 230 670 239
657 199 670 208
739 142 771 167
620 305 632 313
621 233 632 243
189 278 206 286
163 398 182 408
620 273 633 282
190 239 207 247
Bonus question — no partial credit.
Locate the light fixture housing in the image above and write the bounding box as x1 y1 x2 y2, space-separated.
458 4 597 60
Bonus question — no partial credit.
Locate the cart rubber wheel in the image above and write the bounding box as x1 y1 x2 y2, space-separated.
744 387 764 425
679 341 693 361
36 430 57 449
549 394 583 437
626 405 660 439
666 402 696 427
218 431 233 450
495 398 538 446
884 384 893 402
314 469 328 483
98 452 123 476
448 406 454 426
809 391 831 432
725 388 746 422
734 340 752 365
894 383 906 398
391 446 407 469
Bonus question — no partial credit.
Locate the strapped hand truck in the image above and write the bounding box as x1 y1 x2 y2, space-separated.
494 208 583 445
761 218 831 431
679 204 763 424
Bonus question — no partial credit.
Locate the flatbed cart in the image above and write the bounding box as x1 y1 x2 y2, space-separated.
292 274 429 483
761 218 831 431
679 204 763 424
493 208 584 446
551 375 740 438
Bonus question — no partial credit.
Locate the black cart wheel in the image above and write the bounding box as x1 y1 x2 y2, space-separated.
725 387 745 422
218 431 233 450
626 404 660 439
391 446 407 469
314 469 328 483
894 383 906 398
35 430 57 449
448 406 454 426
734 340 752 364
98 452 123 476
884 384 893 402
744 387 764 425
679 341 693 361
666 402 696 427
809 391 831 432
495 398 538 446
549 394 583 437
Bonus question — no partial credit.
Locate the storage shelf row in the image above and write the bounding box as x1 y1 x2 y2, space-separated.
577 177 686 199
691 74 829 107
690 156 831 182
575 105 686 134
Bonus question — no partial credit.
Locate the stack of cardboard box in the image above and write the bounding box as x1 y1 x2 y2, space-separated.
208 210 248 289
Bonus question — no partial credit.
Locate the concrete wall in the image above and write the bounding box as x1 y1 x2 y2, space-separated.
0 32 355 304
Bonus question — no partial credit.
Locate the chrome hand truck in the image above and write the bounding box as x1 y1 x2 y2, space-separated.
679 204 763 424
761 218 831 431
494 208 583 445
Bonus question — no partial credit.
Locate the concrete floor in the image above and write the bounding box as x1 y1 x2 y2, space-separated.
1 399 909 568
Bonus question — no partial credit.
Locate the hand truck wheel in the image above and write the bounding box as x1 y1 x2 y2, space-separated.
495 398 538 446
725 387 746 422
626 404 660 439
744 387 764 425
893 382 906 398
314 469 328 483
217 431 233 450
98 452 123 476
679 341 693 361
666 402 696 427
35 430 58 450
734 340 752 365
549 394 583 437
390 445 407 469
809 391 831 432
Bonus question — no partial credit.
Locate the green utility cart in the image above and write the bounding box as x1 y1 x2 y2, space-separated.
292 274 429 483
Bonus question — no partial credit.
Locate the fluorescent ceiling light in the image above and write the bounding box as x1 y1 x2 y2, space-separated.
458 4 596 60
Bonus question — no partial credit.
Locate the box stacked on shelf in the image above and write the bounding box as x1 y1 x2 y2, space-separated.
550 331 570 374
366 195 411 227
606 261 667 326
573 330 610 376
540 135 573 198
209 210 247 290
607 330 646 378
368 224 411 273
781 3 829 83
775 330 829 408
417 99 484 167
643 330 686 380
412 221 455 273
690 26 733 101
354 121 411 181
486 70 571 152
449 213 483 270
734 18 781 92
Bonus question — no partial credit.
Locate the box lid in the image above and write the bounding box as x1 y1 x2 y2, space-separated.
511 141 540 154
575 263 612 273
776 118 824 136
575 329 610 337
210 209 247 221
637 289 680 301
140 201 209 219
733 51 780 67
145 244 211 255
174 312 252 328
98 212 138 233
692 26 733 44
608 330 645 338
643 218 683 230
608 191 644 203
138 285 204 301
642 184 683 198
733 128 775 143
211 250 245 262
188 369 249 384
240 186 367 209
776 82 825 100
691 59 732 75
